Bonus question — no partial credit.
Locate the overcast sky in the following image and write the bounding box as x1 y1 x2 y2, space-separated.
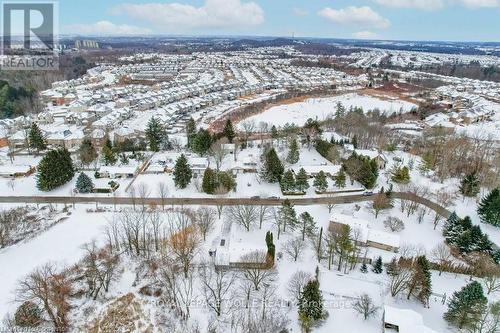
60 0 500 42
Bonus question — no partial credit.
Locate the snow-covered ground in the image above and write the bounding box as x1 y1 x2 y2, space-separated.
240 93 417 128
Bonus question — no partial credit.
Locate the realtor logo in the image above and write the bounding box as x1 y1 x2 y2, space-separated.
1 1 59 70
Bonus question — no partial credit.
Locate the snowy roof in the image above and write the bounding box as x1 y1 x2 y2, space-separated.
384 306 438 333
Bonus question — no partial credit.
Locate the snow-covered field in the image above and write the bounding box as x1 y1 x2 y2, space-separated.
240 93 417 128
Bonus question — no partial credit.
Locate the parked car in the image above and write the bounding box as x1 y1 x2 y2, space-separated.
363 191 374 196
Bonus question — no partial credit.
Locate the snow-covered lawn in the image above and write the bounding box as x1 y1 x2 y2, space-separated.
0 205 111 319
240 93 417 128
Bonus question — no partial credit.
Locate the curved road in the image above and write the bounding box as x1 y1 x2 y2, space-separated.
0 192 452 218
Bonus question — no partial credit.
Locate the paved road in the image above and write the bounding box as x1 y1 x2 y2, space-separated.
0 192 452 218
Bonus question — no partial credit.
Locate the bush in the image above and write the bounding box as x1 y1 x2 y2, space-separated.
14 301 42 327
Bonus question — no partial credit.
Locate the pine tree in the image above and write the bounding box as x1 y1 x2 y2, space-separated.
279 199 299 232
145 116 164 152
261 148 284 183
333 169 346 189
299 211 316 241
313 171 328 193
360 263 368 273
271 125 279 142
407 256 432 306
202 167 216 194
386 258 399 276
222 119 235 143
102 139 117 166
335 102 345 118
478 188 500 227
459 173 480 197
444 281 487 330
75 172 94 193
286 138 300 164
192 129 212 156
173 154 192 189
186 117 196 148
28 123 46 153
391 166 410 184
295 168 310 192
352 135 358 149
372 256 383 274
37 148 75 191
443 212 462 244
280 170 296 193
298 279 325 332
78 138 97 167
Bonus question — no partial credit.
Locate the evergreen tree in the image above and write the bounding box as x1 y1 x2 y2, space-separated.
280 170 296 193
335 102 345 118
261 148 284 183
279 199 299 232
286 138 300 164
271 125 279 143
407 256 432 306
173 154 192 189
145 116 164 152
360 263 368 273
313 171 328 193
28 123 46 153
192 128 212 156
295 168 310 192
444 281 487 330
222 119 235 143
459 173 480 197
443 212 462 244
298 279 325 332
372 256 383 274
391 166 411 184
342 153 378 189
78 138 97 167
75 172 94 193
478 188 500 227
352 135 358 149
186 117 196 148
37 148 74 191
202 167 216 194
386 258 399 276
333 169 346 189
299 211 316 241
101 139 116 166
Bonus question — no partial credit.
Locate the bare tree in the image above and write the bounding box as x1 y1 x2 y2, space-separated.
16 263 72 332
137 182 151 211
240 251 277 291
194 207 217 241
484 274 500 295
214 185 227 219
283 237 306 262
157 182 169 211
199 263 236 317
165 218 201 278
286 270 312 303
128 185 137 210
226 205 258 232
388 264 413 297
81 241 120 300
257 204 273 229
384 217 405 232
209 137 229 171
353 294 378 320
430 243 452 276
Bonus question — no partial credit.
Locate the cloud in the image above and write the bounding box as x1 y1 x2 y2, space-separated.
374 0 445 10
318 6 390 29
293 8 309 16
352 31 382 39
64 21 152 35
111 0 264 31
456 0 500 8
